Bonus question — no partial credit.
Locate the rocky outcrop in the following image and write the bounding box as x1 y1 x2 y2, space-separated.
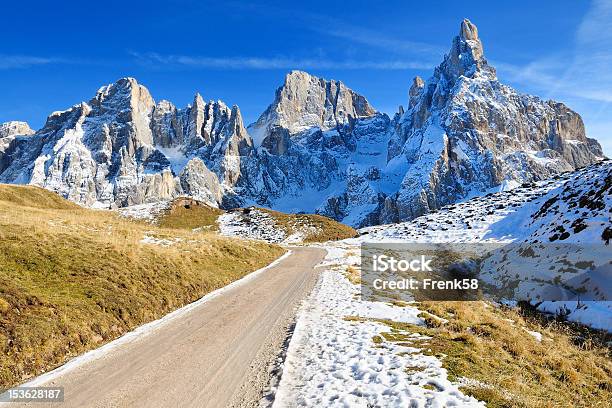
0 121 33 166
0 121 34 139
178 158 222 203
0 121 34 164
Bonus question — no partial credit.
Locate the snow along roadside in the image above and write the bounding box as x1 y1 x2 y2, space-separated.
13 250 294 390
272 243 484 407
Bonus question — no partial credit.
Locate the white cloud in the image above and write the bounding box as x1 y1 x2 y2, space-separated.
311 24 444 56
130 52 434 70
576 0 612 47
0 55 59 69
494 0 612 104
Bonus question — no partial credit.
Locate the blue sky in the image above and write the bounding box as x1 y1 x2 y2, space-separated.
1 0 611 155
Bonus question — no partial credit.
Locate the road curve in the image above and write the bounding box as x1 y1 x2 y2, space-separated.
14 246 326 408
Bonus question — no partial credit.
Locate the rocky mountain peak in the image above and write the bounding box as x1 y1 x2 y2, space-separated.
92 77 153 106
248 70 377 150
0 121 35 163
441 19 495 81
192 92 205 109
87 78 156 150
459 18 480 42
228 105 245 134
156 99 176 112
0 121 34 138
224 105 253 156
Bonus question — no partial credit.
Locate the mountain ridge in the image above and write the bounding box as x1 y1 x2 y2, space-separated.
0 19 605 226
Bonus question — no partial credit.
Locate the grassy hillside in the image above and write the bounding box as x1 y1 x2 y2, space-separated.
256 208 357 243
157 199 224 231
0 185 284 389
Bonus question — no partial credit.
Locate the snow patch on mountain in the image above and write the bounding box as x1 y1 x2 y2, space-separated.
218 210 287 243
117 201 171 222
218 208 327 244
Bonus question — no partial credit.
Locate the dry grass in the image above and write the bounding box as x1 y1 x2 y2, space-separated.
256 208 357 242
376 301 612 407
0 185 284 389
157 200 223 231
344 265 361 285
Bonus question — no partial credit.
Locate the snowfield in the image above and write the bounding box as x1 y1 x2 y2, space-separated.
272 243 484 408
357 173 568 244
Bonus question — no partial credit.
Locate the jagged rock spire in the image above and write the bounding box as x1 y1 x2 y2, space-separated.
187 93 207 144
440 18 495 81
408 76 425 108
460 18 480 42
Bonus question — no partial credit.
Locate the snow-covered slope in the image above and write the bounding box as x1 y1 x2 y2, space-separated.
218 209 288 243
355 160 612 330
0 19 604 227
217 207 356 244
358 174 568 243
359 161 610 244
486 161 611 244
273 244 483 407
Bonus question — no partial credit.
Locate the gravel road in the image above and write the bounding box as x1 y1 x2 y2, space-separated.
10 247 326 408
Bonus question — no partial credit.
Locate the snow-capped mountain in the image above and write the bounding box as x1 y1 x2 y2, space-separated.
360 160 611 245
0 19 604 225
0 79 245 207
386 19 604 222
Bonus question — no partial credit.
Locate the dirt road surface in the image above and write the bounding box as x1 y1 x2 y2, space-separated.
10 247 326 408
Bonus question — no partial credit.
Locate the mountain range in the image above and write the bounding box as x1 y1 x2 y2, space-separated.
0 19 604 227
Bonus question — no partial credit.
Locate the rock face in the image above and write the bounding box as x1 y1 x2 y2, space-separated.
0 121 34 163
0 121 34 139
0 19 605 224
248 70 376 149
